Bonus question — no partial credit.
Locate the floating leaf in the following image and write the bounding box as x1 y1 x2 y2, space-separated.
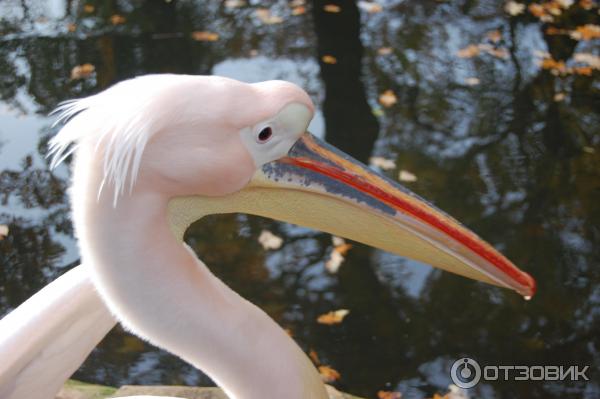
0 225 8 240
378 391 402 399
358 1 383 13
486 29 502 43
539 57 567 75
505 1 525 15
110 14 126 25
556 0 574 8
318 365 341 382
574 53 600 69
309 349 321 365
292 6 307 15
67 23 77 32
573 66 593 76
324 4 341 12
191 31 219 41
317 309 350 325
258 230 283 250
322 54 338 64
378 90 397 107
457 44 479 58
570 24 600 40
289 0 306 6
529 3 554 21
83 4 95 13
464 77 480 86
553 92 566 101
579 0 593 10
255 8 284 24
325 250 345 273
70 63 95 80
224 0 246 8
377 47 393 55
398 169 418 182
369 156 396 170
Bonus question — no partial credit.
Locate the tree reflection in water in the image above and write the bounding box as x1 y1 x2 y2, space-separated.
0 0 598 397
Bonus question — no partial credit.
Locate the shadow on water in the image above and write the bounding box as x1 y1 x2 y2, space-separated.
0 0 599 397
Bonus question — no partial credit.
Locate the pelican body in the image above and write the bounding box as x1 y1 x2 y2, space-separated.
0 75 535 399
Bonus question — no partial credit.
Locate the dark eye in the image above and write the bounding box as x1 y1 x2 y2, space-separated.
257 127 272 143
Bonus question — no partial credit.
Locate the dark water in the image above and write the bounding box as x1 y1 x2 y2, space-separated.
1 1 599 398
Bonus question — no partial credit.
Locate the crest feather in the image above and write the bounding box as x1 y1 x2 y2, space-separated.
48 75 184 206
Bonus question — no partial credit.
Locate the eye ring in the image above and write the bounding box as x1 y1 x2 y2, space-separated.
257 126 273 143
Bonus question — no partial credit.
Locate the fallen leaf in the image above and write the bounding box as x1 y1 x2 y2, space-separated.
319 365 341 383
457 44 480 58
325 250 345 273
398 169 418 182
110 14 126 25
289 0 306 6
574 53 600 69
255 8 284 24
539 57 567 75
292 6 306 15
67 23 77 32
369 156 396 170
529 3 554 21
377 47 393 55
309 349 321 365
464 77 480 86
379 89 397 107
83 4 95 13
556 0 574 7
378 391 402 399
70 63 95 80
573 66 593 76
583 146 595 153
570 24 600 40
317 309 350 325
486 29 502 43
358 1 383 13
505 1 525 15
322 54 338 64
553 92 566 101
191 31 219 41
0 225 8 240
579 0 593 9
546 26 568 35
258 230 283 250
486 47 509 59
224 0 246 8
324 4 341 12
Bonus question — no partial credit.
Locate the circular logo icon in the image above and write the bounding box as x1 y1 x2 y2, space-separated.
451 357 481 388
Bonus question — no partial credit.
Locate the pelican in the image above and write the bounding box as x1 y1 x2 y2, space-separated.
0 75 535 399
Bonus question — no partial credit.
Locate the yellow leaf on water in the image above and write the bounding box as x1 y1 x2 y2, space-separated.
553 92 566 101
324 4 341 12
457 44 480 58
317 309 350 325
70 63 95 80
464 77 480 86
504 1 525 15
574 53 600 69
378 391 402 399
398 169 418 182
0 225 8 240
358 1 383 13
579 0 593 10
370 156 396 170
255 8 284 24
224 0 246 8
570 24 600 40
379 90 397 108
258 230 283 250
110 14 126 25
322 54 338 64
83 4 95 13
486 29 502 43
318 365 341 382
309 349 321 365
191 31 219 41
292 6 306 15
377 47 393 55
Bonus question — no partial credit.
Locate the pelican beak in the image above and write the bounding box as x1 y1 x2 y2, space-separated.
249 133 535 298
169 133 535 298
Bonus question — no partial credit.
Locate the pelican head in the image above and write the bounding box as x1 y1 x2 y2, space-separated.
49 74 535 298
